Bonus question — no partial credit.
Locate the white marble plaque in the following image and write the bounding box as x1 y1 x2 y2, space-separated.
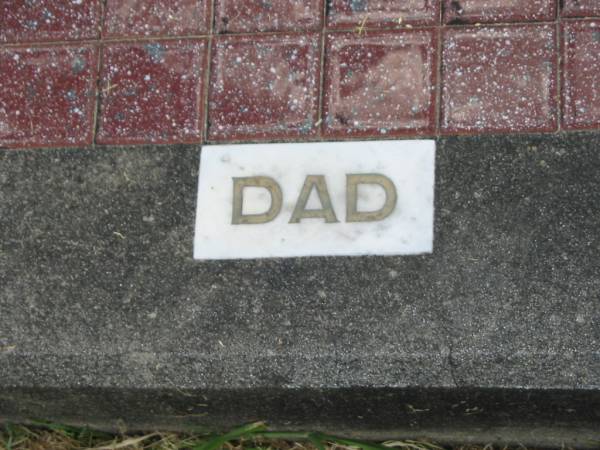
194 140 435 260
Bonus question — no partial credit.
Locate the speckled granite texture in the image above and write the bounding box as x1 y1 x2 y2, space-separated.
1 1 600 149
1 133 599 445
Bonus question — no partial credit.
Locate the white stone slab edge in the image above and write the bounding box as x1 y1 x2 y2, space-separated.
194 140 435 260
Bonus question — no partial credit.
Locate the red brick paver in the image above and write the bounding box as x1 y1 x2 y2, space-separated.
327 0 439 28
562 20 600 130
562 0 600 18
0 45 98 148
103 0 211 38
323 29 437 137
1 1 600 149
96 40 207 145
443 0 556 24
1 0 102 43
441 24 557 134
208 33 321 142
214 0 323 33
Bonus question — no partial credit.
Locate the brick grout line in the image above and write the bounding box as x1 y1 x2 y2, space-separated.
201 0 217 145
561 15 600 21
9 17 600 49
0 35 212 49
91 0 108 147
316 0 328 137
4 19 600 50
91 47 103 147
209 0 215 36
435 1 443 135
556 0 563 132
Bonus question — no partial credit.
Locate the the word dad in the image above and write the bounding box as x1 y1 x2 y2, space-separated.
232 174 397 225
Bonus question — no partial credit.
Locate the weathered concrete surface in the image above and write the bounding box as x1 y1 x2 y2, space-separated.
0 134 599 446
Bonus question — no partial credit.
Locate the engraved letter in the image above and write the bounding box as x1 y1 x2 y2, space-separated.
232 176 282 225
289 175 339 223
346 174 397 222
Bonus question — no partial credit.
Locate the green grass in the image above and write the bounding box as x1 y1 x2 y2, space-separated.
0 422 444 450
0 422 521 450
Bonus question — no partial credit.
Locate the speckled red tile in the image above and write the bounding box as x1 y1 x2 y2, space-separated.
562 0 600 17
443 0 555 24
441 24 557 134
0 45 98 149
96 40 207 145
215 0 323 33
0 0 101 43
327 0 439 28
562 21 600 130
103 0 211 38
323 30 437 137
208 34 321 142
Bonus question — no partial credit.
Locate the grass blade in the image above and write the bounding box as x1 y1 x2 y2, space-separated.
193 422 267 450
